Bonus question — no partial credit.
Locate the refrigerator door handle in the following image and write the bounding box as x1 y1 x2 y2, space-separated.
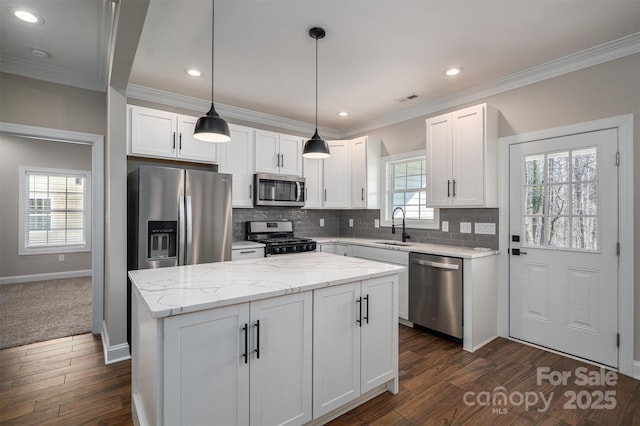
178 195 186 266
185 195 193 265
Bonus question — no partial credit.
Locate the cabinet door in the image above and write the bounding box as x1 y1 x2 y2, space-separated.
426 114 452 206
451 104 485 206
323 140 350 208
129 105 176 159
219 124 255 208
164 304 250 426
313 282 361 418
231 247 264 260
318 243 336 254
176 115 218 163
250 292 312 426
303 157 323 208
279 134 303 176
397 266 409 320
350 137 367 208
360 276 398 393
255 130 280 174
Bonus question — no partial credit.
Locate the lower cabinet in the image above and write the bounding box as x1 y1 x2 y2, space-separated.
163 292 312 426
312 276 399 418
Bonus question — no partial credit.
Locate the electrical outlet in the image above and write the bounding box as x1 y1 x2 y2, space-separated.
374 219 380 228
460 222 472 233
475 223 496 235
58 254 65 262
441 221 449 232
349 218 354 227
320 218 325 227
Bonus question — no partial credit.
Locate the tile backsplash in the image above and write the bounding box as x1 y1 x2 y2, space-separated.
233 207 499 250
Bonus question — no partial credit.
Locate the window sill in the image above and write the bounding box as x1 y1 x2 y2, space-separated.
379 219 440 230
19 245 90 256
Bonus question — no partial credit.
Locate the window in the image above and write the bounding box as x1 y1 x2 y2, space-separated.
381 151 439 229
522 147 598 251
19 166 91 255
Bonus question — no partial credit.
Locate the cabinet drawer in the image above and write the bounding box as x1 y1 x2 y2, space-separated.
232 248 264 260
350 245 408 265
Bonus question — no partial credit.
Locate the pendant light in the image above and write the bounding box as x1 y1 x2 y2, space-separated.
303 27 330 159
194 0 230 142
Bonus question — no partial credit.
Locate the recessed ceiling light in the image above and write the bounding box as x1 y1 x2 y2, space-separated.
185 68 201 77
11 8 43 24
444 67 463 77
337 111 349 117
30 48 50 58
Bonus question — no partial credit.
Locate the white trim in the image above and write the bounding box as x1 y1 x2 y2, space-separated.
0 1 113 92
0 122 105 336
0 269 91 286
498 114 634 377
634 361 640 380
101 320 131 364
341 33 640 138
126 84 342 140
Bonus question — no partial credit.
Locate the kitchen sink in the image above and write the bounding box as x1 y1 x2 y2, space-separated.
374 241 413 246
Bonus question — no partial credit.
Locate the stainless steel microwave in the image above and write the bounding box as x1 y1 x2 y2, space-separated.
254 173 306 207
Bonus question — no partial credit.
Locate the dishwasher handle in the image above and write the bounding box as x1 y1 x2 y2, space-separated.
410 258 460 270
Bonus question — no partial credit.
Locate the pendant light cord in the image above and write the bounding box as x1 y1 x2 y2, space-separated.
315 35 318 130
211 0 215 104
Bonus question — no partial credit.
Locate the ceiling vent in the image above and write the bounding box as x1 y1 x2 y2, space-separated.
396 94 418 103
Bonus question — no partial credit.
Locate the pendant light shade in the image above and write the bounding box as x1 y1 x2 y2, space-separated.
303 27 330 159
194 0 230 143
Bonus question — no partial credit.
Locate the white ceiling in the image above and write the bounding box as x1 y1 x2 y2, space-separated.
2 0 639 135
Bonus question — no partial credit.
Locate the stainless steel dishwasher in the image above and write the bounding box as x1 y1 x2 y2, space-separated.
409 252 463 340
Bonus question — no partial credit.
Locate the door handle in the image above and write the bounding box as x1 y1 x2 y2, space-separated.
172 132 176 150
324 189 327 202
179 133 182 151
356 297 362 327
363 294 369 324
253 320 260 359
361 187 365 201
409 258 460 270
249 184 252 199
452 179 457 197
280 154 284 169
185 195 193 265
447 180 451 197
511 248 528 256
178 195 186 266
239 250 257 254
242 324 248 364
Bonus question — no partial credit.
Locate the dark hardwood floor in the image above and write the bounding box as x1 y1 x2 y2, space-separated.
1 325 638 425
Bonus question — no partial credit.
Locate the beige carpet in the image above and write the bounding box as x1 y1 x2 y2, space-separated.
0 276 92 349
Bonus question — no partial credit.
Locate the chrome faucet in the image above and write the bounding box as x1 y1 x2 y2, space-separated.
391 207 411 242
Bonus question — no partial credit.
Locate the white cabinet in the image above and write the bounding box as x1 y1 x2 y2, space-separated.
127 105 217 164
163 292 312 426
312 276 398 418
318 243 349 256
303 157 323 208
349 245 409 321
426 103 498 207
255 130 303 176
323 140 350 208
219 124 256 208
231 246 264 260
350 136 381 209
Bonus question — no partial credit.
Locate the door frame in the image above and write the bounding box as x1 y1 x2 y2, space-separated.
497 114 634 376
0 122 104 336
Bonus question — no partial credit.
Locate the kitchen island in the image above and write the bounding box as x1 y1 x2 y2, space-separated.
129 252 403 426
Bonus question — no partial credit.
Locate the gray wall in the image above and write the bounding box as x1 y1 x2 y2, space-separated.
0 135 93 278
356 54 640 362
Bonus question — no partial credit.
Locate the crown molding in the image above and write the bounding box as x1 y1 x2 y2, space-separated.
340 32 640 138
0 0 114 93
126 84 342 139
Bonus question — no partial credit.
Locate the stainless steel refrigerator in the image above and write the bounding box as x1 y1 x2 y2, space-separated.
127 165 232 342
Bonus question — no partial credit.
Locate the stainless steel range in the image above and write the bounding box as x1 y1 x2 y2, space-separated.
247 221 317 256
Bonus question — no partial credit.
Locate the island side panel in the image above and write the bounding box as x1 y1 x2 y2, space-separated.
132 288 161 426
463 256 498 352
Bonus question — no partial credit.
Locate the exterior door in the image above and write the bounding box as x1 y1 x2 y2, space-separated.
509 128 618 367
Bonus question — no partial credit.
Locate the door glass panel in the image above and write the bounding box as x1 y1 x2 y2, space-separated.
525 185 545 214
547 184 568 216
547 151 569 183
524 216 545 246
572 217 598 250
524 154 545 185
521 146 598 252
547 216 570 248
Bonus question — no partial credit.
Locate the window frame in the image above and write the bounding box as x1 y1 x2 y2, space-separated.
18 166 92 255
380 150 439 230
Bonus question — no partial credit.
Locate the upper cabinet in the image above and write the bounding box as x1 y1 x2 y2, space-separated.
304 136 380 210
127 105 217 164
255 130 303 176
218 124 256 208
426 103 498 207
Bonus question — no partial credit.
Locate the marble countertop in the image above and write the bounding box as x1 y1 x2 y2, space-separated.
129 252 404 319
313 237 499 259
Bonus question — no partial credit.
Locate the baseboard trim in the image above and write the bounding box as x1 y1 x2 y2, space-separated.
0 269 91 285
101 321 131 365
634 361 640 380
